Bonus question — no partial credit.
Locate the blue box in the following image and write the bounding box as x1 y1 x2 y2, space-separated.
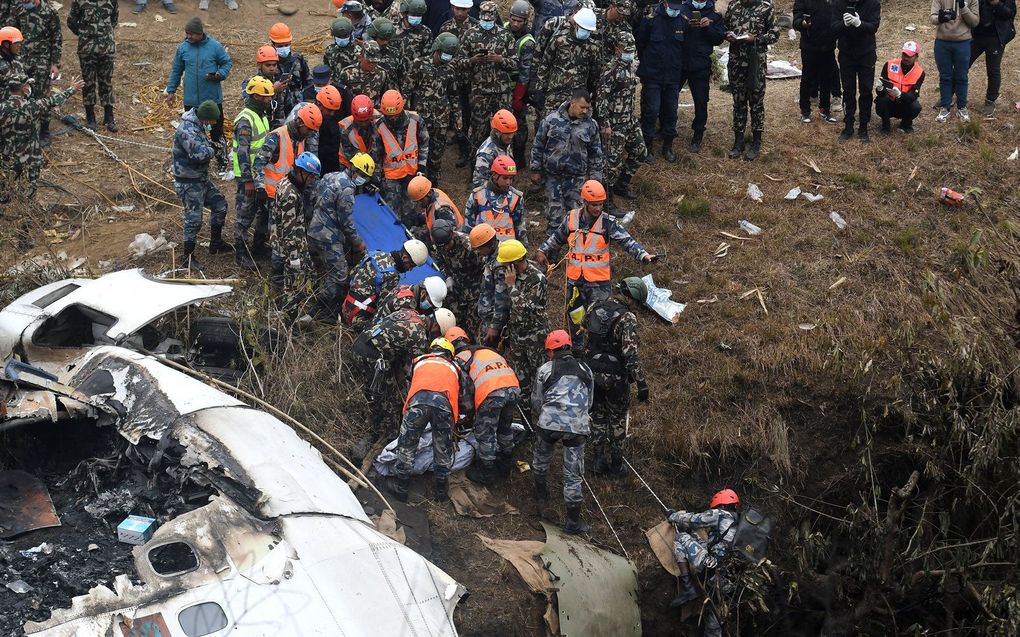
117 515 157 545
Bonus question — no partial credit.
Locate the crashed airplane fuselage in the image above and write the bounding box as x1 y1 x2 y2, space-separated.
1 270 464 636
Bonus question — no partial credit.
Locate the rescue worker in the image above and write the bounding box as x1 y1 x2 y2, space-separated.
67 0 118 132
307 156 368 316
0 27 26 101
252 45 285 126
396 0 434 62
405 32 461 186
530 89 604 242
448 327 521 485
507 0 535 161
408 174 465 234
532 7 601 116
462 1 517 149
441 0 478 168
341 0 373 42
387 336 471 502
11 0 61 145
465 155 527 245
325 17 359 86
536 180 656 338
342 238 430 331
724 0 778 161
532 329 595 534
231 75 275 269
272 152 321 312
429 218 484 334
584 277 649 477
338 93 379 168
311 84 351 176
472 223 509 347
368 17 406 91
172 100 229 271
471 108 516 190
500 238 548 421
375 89 430 227
666 489 741 633
339 40 388 105
268 22 312 120
875 41 925 134
374 276 448 321
596 31 646 209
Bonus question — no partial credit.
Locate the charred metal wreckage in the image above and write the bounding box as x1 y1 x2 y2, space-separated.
0 269 464 636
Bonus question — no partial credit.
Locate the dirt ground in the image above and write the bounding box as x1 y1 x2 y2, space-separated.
3 0 1019 634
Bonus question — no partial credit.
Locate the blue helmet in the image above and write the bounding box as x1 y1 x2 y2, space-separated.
294 152 321 176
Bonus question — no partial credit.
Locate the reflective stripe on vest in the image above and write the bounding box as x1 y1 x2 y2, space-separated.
264 126 304 198
340 252 397 323
377 116 419 180
426 188 465 231
565 208 610 282
457 348 519 409
886 58 924 95
338 116 371 167
474 189 520 240
404 354 460 422
231 108 271 178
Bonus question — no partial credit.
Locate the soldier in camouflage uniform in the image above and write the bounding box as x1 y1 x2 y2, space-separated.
470 108 515 189
472 225 509 348
325 18 359 86
461 2 517 149
307 166 367 316
532 329 595 534
364 17 406 92
502 240 548 422
724 0 778 161
583 277 649 477
395 0 433 61
429 219 484 335
533 7 601 116
11 0 61 144
0 27 26 101
339 40 389 105
341 0 374 41
507 0 535 161
342 239 429 332
272 153 321 313
595 31 645 209
67 0 118 132
441 0 477 167
405 32 460 185
269 23 312 123
171 101 229 271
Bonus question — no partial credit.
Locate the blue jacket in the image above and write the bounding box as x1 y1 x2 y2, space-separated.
636 4 686 83
165 34 233 107
678 1 726 77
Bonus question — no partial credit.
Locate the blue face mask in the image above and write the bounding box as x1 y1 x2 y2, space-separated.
665 7 681 17
575 27 591 40
692 1 707 8
275 46 291 58
440 52 454 63
203 124 212 135
621 52 635 63
22 1 34 9
479 19 495 30
335 36 351 46
354 175 368 186
408 15 422 26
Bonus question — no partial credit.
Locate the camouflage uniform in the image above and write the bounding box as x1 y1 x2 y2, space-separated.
724 0 778 134
405 54 459 184
253 119 307 278
509 21 536 160
10 0 61 103
276 51 312 122
531 351 595 505
440 14 478 163
477 254 510 339
374 111 429 227
0 51 26 101
324 42 359 86
454 346 520 463
0 82 74 198
470 132 513 190
504 262 548 418
464 182 528 246
461 4 517 148
668 508 739 572
533 18 601 115
595 33 646 191
430 230 483 334
352 307 432 438
307 169 365 311
271 175 316 311
395 20 433 62
530 101 604 239
345 249 403 333
172 108 228 244
339 42 389 105
67 0 117 109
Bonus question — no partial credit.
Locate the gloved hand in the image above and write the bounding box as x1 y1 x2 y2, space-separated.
703 555 718 570
529 89 546 111
846 12 861 27
665 509 676 520
512 82 528 113
637 380 650 402
888 87 902 100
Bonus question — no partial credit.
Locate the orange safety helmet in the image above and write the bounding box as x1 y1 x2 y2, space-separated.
444 326 470 344
545 329 572 351
316 85 343 110
710 489 740 508
256 45 279 63
469 223 496 248
351 94 374 122
490 109 518 134
580 179 607 202
332 0 344 6
407 175 432 201
0 26 24 45
491 155 517 176
297 104 323 131
269 22 293 43
380 89 405 116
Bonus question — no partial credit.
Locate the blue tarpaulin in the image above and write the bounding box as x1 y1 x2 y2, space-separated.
352 192 442 284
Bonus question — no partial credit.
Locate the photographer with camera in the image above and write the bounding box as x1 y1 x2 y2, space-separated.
930 0 980 122
830 0 881 143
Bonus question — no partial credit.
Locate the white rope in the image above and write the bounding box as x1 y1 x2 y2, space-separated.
91 131 171 153
582 474 629 559
624 457 669 512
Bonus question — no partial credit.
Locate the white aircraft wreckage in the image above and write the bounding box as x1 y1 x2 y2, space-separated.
0 269 464 636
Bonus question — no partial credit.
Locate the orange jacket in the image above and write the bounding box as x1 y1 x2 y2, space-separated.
377 114 420 179
565 208 610 282
472 189 522 240
426 188 465 231
264 125 304 198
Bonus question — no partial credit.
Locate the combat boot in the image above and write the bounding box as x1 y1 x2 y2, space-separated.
434 476 449 502
562 503 591 535
208 226 234 254
466 459 495 487
455 136 470 168
533 475 549 517
839 122 853 141
607 450 626 479
727 130 745 159
235 243 257 270
613 174 637 200
688 130 704 154
592 447 609 475
250 234 269 258
180 241 203 272
662 138 677 163
103 105 118 133
744 131 762 162
494 451 514 480
387 475 410 502
39 120 51 147
84 105 97 131
642 137 656 163
670 562 701 608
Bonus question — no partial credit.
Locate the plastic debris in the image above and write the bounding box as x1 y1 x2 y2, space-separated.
516 461 531 473
19 542 53 559
829 211 848 229
784 187 801 200
766 60 802 79
739 220 763 235
798 323 817 331
746 183 763 202
787 28 797 40
617 210 636 226
939 187 965 206
802 192 824 203
640 274 686 323
112 204 136 213
5 580 33 594
128 230 176 257
905 23 916 31
1008 147 1018 161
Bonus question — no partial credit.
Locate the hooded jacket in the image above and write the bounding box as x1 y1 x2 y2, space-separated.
166 33 233 106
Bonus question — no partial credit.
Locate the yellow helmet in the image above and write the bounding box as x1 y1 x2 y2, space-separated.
430 337 455 356
351 152 375 177
496 239 526 264
245 75 275 97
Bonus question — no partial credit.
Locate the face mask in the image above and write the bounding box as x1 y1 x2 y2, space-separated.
621 52 635 63
335 36 351 46
440 52 454 63
665 7 681 17
479 19 495 30
275 46 291 57
575 27 591 40
692 1 707 8
22 2 34 10
354 175 368 186
408 15 422 26
203 124 212 134
314 85 324 93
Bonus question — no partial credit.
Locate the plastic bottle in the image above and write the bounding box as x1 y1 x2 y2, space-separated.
829 211 847 230
739 220 762 235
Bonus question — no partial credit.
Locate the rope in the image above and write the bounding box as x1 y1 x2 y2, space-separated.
581 473 630 559
624 457 670 512
91 130 171 152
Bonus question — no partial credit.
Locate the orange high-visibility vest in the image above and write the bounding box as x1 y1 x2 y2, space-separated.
456 347 519 409
426 188 465 231
264 126 304 198
404 353 460 422
473 189 521 240
338 116 372 167
377 114 420 180
565 208 610 282
886 58 924 94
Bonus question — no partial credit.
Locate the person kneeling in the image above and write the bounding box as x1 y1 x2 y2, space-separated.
875 41 925 134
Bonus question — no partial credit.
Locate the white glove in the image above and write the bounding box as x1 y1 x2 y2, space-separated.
842 12 853 25
847 12 862 27
874 79 885 91
888 87 902 100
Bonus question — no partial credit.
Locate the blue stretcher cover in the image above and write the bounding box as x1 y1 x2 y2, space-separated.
352 192 443 285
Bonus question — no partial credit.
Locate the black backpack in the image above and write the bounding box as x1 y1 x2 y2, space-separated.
730 506 774 565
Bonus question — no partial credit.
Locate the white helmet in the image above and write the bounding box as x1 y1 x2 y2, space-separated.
402 239 429 266
422 276 447 308
450 0 472 7
433 308 457 335
574 7 597 32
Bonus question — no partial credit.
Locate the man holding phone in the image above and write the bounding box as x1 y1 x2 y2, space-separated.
830 0 881 141
677 0 725 153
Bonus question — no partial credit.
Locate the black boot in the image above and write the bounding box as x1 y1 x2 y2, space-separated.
744 131 762 162
180 241 203 272
84 105 97 131
688 130 704 154
208 226 234 254
670 574 701 608
662 138 677 163
533 475 549 517
607 450 626 479
727 131 745 159
454 135 470 168
39 120 51 147
839 123 853 141
387 475 410 502
880 118 891 134
642 137 656 163
613 174 637 200
563 503 590 535
434 476 449 502
494 451 513 480
250 234 269 258
857 124 870 144
592 447 609 475
103 105 118 133
235 243 257 270
466 460 495 487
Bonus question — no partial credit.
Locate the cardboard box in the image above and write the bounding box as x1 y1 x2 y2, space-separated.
117 515 157 545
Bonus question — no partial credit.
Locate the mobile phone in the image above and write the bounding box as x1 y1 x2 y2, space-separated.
280 73 293 83
691 10 701 20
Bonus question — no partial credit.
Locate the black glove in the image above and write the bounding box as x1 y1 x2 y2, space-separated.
529 89 546 111
637 380 650 402
665 509 676 520
255 188 268 204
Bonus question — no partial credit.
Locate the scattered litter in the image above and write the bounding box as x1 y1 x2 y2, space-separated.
371 509 406 544
84 486 137 517
784 187 801 200
739 219 763 235
516 460 530 473
829 276 847 290
477 535 551 594
714 242 730 258
129 230 176 257
740 287 768 314
802 192 824 203
87 543 100 552
719 231 753 241
448 474 518 518
118 22 137 27
798 323 817 331
5 580 33 594
112 204 135 213
746 183 763 202
787 28 797 41
1008 147 1018 161
766 60 802 79
719 342 733 351
117 515 157 545
801 158 822 174
696 296 719 304
640 274 686 323
829 211 848 229
19 542 54 559
617 210 636 225
645 521 681 576
154 14 165 22
904 23 917 31
939 187 965 206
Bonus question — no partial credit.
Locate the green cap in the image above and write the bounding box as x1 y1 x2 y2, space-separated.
619 277 647 303
331 17 353 37
196 100 220 121
431 31 459 54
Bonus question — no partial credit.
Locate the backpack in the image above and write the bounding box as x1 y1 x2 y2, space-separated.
729 506 774 566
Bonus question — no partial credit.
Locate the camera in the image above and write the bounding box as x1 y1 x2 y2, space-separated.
938 8 957 22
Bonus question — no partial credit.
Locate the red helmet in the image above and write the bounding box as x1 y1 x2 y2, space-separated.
545 329 571 351
351 94 374 122
710 489 740 508
256 45 279 63
491 155 517 176
316 85 343 110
